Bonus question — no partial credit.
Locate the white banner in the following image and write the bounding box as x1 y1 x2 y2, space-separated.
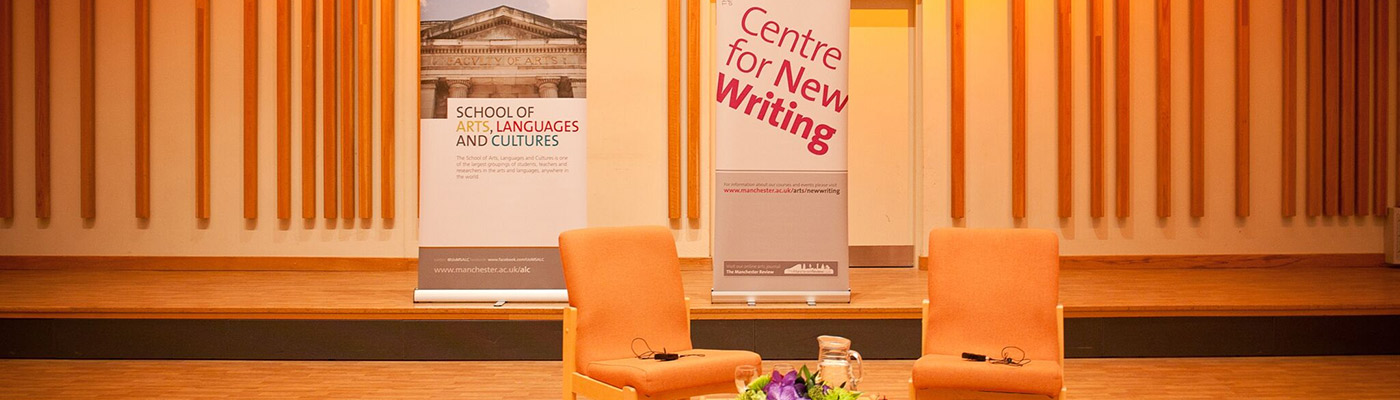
416 1 587 302
713 0 850 304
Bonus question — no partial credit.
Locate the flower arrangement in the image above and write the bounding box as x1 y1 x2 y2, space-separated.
735 365 866 400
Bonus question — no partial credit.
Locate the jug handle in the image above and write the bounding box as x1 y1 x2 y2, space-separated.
848 350 863 388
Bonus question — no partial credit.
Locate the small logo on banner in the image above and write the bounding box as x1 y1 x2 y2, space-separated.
724 261 838 277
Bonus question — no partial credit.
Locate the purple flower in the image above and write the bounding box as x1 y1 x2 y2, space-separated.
763 370 803 400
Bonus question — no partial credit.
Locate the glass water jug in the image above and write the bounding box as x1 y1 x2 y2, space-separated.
816 335 863 391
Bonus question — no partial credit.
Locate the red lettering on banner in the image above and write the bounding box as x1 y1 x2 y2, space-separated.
739 6 844 71
717 72 755 108
775 60 848 113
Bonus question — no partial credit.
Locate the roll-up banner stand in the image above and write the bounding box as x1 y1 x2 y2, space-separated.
713 1 851 304
416 1 588 303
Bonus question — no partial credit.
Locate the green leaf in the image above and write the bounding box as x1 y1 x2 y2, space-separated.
821 387 862 400
735 389 768 400
748 375 771 392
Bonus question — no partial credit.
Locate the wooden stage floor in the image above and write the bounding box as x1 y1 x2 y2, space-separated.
2 357 1396 399
1 267 1397 320
0 265 1394 321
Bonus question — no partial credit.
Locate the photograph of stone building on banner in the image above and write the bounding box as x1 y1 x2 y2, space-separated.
420 1 587 119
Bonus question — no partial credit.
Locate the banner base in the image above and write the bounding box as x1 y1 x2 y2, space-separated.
710 290 851 304
413 289 568 303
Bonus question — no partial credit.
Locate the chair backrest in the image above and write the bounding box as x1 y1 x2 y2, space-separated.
924 228 1060 363
559 226 692 371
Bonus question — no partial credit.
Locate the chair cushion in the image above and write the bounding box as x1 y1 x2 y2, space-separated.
912 354 1063 396
585 349 762 396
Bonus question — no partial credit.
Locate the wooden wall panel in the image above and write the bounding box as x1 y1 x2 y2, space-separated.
1340 0 1355 216
1356 0 1372 216
73 0 94 219
380 0 394 220
1058 0 1073 218
1013 0 1027 219
1091 0 1105 218
322 0 337 219
686 0 700 221
1378 0 1390 213
1324 0 1339 216
244 0 259 219
135 0 151 219
1305 0 1323 216
352 0 369 218
196 0 210 219
1190 0 1204 217
1235 0 1250 217
301 0 315 219
0 0 12 218
1115 0 1130 218
356 0 370 219
35 0 51 219
1282 0 1297 217
1156 0 1171 218
950 0 965 219
277 0 292 220
339 0 354 219
666 0 680 220
80 0 95 219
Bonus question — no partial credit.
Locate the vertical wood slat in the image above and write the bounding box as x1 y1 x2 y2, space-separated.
1190 0 1205 217
1057 0 1073 218
1012 0 1027 219
0 0 12 218
322 0 337 219
80 0 95 219
380 0 394 219
356 0 371 219
1091 0 1105 218
35 0 51 219
666 0 680 220
415 1 421 219
1340 0 1356 216
1282 0 1297 217
1324 0 1340 215
301 0 315 219
277 0 292 219
1356 0 1372 216
950 0 965 219
686 0 701 221
339 0 354 219
244 0 259 219
1306 0 1323 216
196 0 210 219
1378 0 1390 213
135 0 150 219
1235 0 1250 217
1156 0 1171 218
1116 0 1130 218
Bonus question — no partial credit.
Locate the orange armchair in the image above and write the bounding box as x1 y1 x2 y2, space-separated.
560 226 762 400
911 228 1066 400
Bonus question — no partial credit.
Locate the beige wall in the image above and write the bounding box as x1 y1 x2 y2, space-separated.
0 0 1396 259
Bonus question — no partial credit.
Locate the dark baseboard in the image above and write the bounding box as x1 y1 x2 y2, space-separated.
1066 316 1400 357
2 316 1396 360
